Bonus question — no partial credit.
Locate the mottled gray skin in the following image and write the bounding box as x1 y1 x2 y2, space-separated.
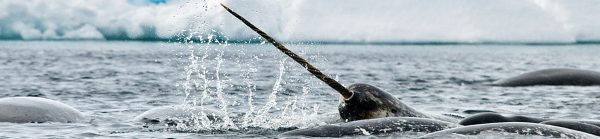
280 117 458 137
281 83 460 137
570 120 600 127
492 68 600 87
459 113 600 136
0 97 84 123
134 105 224 127
541 120 600 136
339 83 431 121
419 122 598 138
339 83 458 123
459 113 549 126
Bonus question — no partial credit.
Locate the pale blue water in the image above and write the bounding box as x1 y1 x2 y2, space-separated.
1 41 600 138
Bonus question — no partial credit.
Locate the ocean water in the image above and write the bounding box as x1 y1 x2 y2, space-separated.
1 41 600 138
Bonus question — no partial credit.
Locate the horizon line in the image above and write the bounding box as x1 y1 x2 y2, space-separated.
2 39 600 46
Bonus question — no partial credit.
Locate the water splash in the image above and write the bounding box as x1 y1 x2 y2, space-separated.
174 41 327 132
171 34 334 132
161 0 334 133
212 34 237 129
172 0 239 131
245 58 287 128
240 58 258 127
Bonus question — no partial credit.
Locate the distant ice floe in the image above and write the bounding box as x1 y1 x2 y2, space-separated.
0 0 599 43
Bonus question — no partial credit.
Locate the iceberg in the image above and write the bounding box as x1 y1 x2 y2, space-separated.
0 0 599 43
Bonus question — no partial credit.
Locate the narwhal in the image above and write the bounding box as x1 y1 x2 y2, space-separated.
0 97 84 123
219 3 460 136
220 3 600 138
492 68 600 87
219 3 456 123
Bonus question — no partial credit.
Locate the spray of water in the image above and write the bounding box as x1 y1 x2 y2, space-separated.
163 0 332 133
248 58 287 128
212 34 237 129
240 56 258 127
176 40 325 131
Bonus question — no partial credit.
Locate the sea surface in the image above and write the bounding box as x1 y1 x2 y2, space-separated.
1 41 600 138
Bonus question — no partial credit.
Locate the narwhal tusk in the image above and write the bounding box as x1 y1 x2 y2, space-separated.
220 3 353 99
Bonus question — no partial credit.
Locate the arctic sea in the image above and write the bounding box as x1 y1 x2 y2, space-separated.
1 41 600 138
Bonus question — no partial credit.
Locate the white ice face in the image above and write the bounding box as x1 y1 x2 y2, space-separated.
2 0 600 42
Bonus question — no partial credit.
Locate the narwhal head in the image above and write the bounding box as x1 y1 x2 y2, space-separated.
338 83 427 121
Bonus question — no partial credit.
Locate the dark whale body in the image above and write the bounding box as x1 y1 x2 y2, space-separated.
279 83 460 137
459 113 600 136
420 122 598 138
492 68 600 87
339 83 459 123
280 117 457 137
340 83 430 121
459 113 549 125
541 120 600 136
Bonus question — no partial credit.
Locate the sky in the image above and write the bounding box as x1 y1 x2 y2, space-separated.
0 0 599 43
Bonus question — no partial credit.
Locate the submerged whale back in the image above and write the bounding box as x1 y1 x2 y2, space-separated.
281 117 457 137
134 105 225 126
419 122 598 138
493 68 600 87
0 97 84 123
